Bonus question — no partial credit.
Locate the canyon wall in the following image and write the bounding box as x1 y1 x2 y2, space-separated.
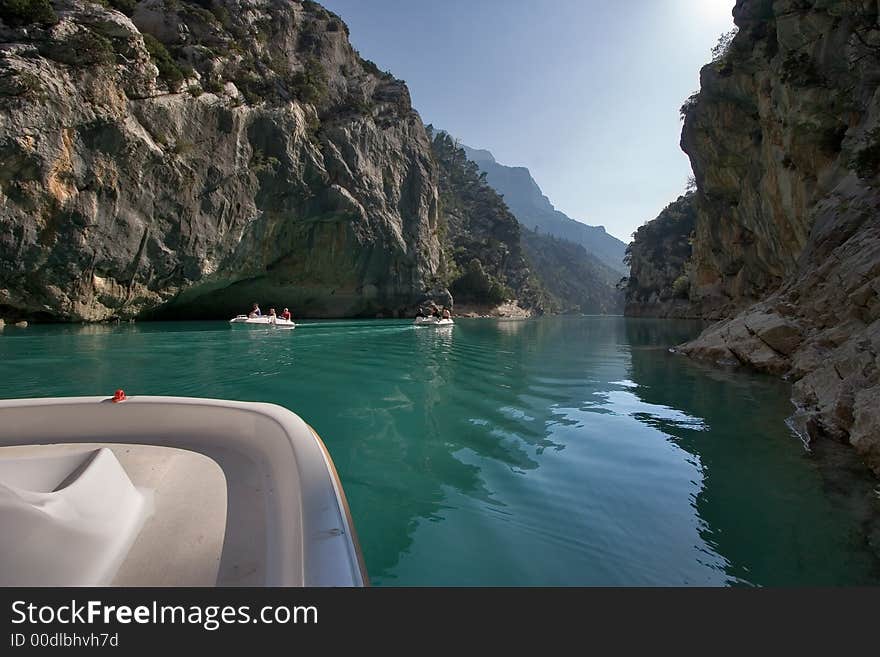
628 0 880 472
0 0 445 320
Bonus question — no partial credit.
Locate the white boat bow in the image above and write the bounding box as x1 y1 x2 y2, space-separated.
0 395 366 587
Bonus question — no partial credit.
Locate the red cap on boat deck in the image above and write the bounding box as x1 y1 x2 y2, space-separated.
112 389 127 403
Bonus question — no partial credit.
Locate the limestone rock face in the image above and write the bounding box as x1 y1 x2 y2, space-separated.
668 0 880 472
0 0 445 320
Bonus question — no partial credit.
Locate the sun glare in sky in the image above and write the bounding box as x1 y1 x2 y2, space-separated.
695 0 736 23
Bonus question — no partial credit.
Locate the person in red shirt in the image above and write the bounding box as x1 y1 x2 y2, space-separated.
280 308 292 321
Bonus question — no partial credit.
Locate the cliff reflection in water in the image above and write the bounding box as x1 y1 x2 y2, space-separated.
321 320 569 581
623 319 880 585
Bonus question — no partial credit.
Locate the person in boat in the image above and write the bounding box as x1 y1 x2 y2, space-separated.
268 308 277 318
415 307 426 318
431 305 441 318
248 303 262 318
280 308 292 321
441 308 451 320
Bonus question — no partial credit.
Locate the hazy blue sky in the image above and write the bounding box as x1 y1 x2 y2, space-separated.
320 0 735 242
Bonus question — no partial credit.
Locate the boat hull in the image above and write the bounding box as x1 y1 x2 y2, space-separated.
0 396 365 587
414 317 454 326
229 315 295 329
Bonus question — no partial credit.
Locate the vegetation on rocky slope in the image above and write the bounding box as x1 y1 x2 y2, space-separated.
427 126 548 312
521 228 623 314
429 127 623 315
0 0 58 26
623 192 696 317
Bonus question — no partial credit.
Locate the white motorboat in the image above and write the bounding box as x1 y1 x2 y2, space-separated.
413 316 454 326
0 394 367 587
229 314 296 329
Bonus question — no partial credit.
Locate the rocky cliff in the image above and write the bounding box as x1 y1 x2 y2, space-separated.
633 0 880 473
623 192 696 317
0 0 447 320
461 144 628 274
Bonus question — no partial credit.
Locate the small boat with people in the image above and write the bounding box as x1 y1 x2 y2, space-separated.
229 315 296 329
413 316 454 326
230 303 295 329
0 393 366 586
414 304 454 327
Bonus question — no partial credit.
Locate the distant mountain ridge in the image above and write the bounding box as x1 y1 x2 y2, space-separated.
429 128 623 315
462 145 628 273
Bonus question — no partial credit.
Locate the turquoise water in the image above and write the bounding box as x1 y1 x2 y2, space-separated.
1 316 878 585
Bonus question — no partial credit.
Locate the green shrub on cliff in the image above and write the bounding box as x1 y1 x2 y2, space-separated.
711 28 738 62
449 259 511 305
233 70 271 105
672 274 690 298
324 9 349 36
334 93 374 117
301 0 324 16
48 28 115 67
710 28 740 76
92 0 136 16
142 34 185 89
359 56 394 81
250 150 281 174
0 0 57 26
210 4 232 29
290 58 327 104
109 0 135 15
